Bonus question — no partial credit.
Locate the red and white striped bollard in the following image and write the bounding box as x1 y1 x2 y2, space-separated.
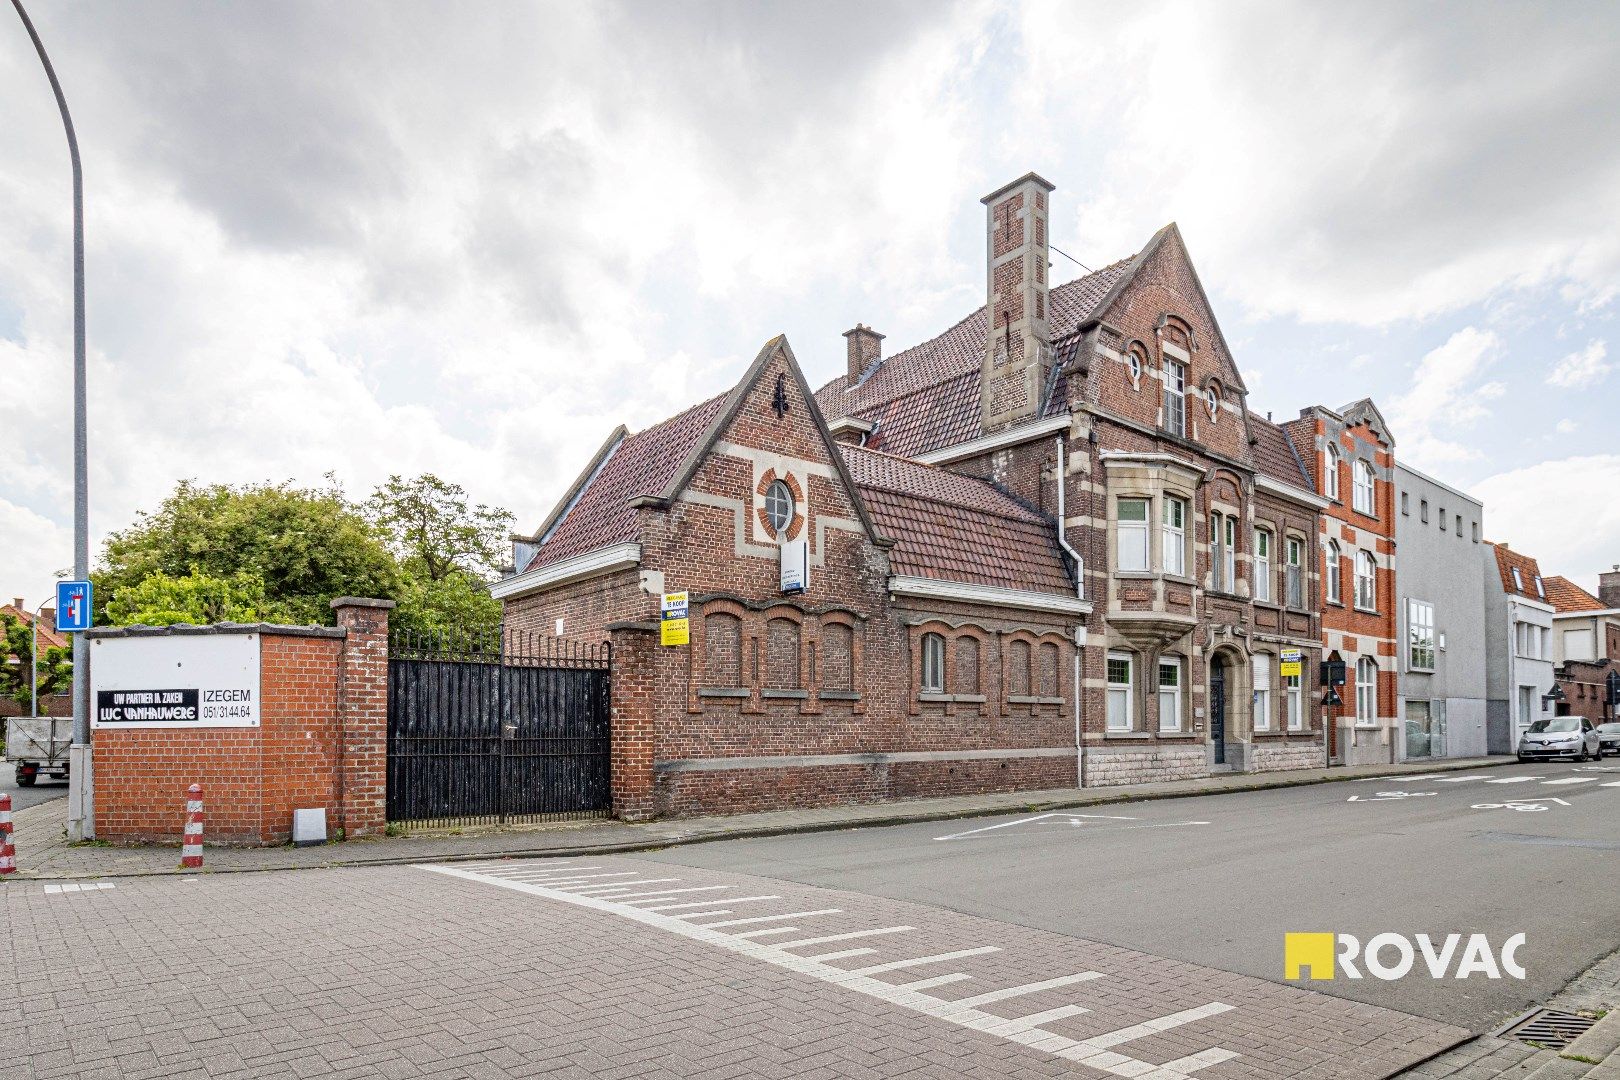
0 793 15 874
181 783 204 869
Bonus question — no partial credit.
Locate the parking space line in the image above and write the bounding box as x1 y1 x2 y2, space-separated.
898 973 973 991
643 895 779 912
1543 777 1599 785
1162 1048 1243 1072
617 886 731 901
986 1004 1089 1035
954 972 1106 1007
568 880 680 893
1075 1002 1236 1050
849 947 1001 975
702 909 842 928
803 947 879 962
774 927 915 950
732 926 799 939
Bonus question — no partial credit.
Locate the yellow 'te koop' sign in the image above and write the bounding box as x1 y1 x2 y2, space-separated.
661 592 689 647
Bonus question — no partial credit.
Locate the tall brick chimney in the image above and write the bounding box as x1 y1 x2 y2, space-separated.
980 172 1055 432
844 324 884 384
1600 565 1620 609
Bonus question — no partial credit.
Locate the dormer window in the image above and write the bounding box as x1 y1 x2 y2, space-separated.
1511 567 1523 591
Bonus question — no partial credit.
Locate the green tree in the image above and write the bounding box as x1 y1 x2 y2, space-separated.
0 612 72 712
104 568 276 626
98 478 399 626
365 474 512 636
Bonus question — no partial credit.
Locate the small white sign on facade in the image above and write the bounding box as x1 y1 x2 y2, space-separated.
780 539 809 594
91 633 261 729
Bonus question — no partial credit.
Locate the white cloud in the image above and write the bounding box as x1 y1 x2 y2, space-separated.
1547 339 1611 388
1475 455 1620 583
1556 419 1579 434
1386 327 1504 467
0 498 72 607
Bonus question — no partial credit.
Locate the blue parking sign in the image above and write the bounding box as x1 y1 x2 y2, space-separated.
56 580 92 632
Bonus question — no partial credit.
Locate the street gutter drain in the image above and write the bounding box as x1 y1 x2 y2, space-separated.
1495 1008 1598 1050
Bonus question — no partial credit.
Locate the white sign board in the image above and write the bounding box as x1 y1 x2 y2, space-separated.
780 539 809 594
91 633 261 729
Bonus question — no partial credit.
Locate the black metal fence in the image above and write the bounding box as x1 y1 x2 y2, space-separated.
386 628 611 829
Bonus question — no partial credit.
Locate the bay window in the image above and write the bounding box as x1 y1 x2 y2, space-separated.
1117 498 1150 572
1162 497 1187 576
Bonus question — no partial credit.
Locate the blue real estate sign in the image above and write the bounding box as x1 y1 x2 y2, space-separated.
56 580 92 633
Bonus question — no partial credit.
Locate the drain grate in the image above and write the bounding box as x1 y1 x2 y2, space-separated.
1495 1008 1599 1050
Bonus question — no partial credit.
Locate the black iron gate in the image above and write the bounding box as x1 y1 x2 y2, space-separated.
386 629 611 828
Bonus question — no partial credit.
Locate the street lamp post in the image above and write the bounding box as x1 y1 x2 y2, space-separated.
11 0 92 839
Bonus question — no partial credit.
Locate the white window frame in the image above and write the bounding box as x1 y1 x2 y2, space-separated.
1162 497 1186 577
1222 515 1236 591
1164 360 1187 438
1106 651 1134 732
1117 497 1150 573
1127 352 1142 386
1352 459 1374 515
1510 567 1523 591
1325 444 1340 501
1564 628 1597 662
1355 657 1378 727
1285 536 1303 609
920 633 946 693
1325 540 1341 603
764 478 795 532
1253 528 1272 602
1252 653 1273 732
1285 670 1303 731
1355 550 1377 611
1157 656 1182 734
1408 599 1435 670
1203 384 1219 420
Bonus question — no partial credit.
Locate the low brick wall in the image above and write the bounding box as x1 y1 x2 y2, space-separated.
89 599 392 845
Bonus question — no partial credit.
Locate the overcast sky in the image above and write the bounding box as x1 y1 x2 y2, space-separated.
3 0 1618 607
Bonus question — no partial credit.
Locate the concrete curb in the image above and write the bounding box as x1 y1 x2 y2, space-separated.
1562 1011 1620 1070
4 756 1512 881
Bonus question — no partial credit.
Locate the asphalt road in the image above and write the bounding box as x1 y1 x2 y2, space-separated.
640 760 1620 1032
0 770 68 811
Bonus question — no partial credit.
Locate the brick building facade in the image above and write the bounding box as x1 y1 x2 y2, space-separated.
1 597 72 718
1546 570 1620 725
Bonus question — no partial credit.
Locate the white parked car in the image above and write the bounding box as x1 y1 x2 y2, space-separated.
1517 715 1602 763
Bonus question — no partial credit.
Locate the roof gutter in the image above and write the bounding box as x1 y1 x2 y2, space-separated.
888 575 1092 616
1254 473 1332 509
489 542 642 601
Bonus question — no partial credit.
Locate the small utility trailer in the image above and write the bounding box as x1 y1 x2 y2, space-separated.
5 715 72 785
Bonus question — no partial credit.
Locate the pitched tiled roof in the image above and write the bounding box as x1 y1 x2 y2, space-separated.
1280 418 1318 487
0 602 68 651
839 445 1074 595
528 393 729 571
1250 415 1313 490
815 259 1135 445
1544 575 1605 613
1489 543 1548 601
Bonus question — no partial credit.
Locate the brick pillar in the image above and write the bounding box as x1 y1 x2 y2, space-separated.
332 597 395 838
609 624 657 821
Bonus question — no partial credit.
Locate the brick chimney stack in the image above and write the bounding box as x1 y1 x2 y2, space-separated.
844 324 884 384
1600 565 1620 609
980 172 1055 432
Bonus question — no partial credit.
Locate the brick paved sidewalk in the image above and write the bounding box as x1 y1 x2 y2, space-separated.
2 756 1505 881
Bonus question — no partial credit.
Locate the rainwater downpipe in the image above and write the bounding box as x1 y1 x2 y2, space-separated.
1056 436 1086 787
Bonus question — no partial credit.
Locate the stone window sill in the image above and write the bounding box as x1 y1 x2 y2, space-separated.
1153 730 1199 739
1103 730 1151 740
762 689 809 700
698 687 749 699
1206 588 1246 602
1114 570 1155 580
819 690 861 701
1354 605 1379 616
918 692 988 704
1008 695 1064 706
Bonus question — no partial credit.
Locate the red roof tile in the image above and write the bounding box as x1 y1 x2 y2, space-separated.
1489 543 1548 601
1250 415 1313 490
528 393 728 571
1543 575 1605 613
815 260 1134 439
840 445 1074 595
0 602 68 651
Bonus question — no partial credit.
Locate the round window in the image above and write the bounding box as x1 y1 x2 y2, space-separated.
764 479 795 532
1127 354 1142 383
1204 386 1219 415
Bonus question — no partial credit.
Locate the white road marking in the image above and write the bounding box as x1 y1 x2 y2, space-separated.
1354 774 1443 782
1604 781 1620 788
1434 776 1487 782
954 972 1106 1008
849 947 1002 975
774 927 915 950
898 973 973 991
702 909 842 928
44 882 114 894
478 864 600 875
532 871 641 883
423 866 1237 1079
642 895 779 912
616 886 731 902
934 812 1137 841
732 927 799 939
567 880 680 894
1162 1048 1243 1072
987 1004 1089 1035
1484 776 1542 784
803 947 879 963
1543 777 1598 785
1347 791 1435 802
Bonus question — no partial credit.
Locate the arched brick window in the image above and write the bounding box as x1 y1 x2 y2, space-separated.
821 623 853 692
705 612 742 687
954 637 981 694
766 618 801 689
920 632 946 693
1007 639 1032 697
1037 642 1060 697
